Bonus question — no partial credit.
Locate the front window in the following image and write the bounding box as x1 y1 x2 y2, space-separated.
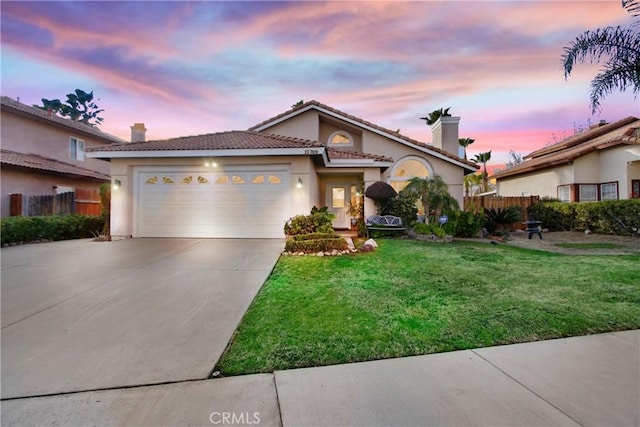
328 131 354 147
388 157 431 193
69 137 85 161
600 182 618 200
579 184 597 202
557 185 571 202
332 187 345 208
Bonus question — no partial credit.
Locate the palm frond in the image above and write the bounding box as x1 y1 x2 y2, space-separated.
562 24 640 112
562 27 640 78
623 0 640 17
590 62 640 111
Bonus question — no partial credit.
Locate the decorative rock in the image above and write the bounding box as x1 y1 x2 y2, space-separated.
317 251 325 257
444 235 453 243
364 238 378 248
360 243 374 252
331 250 338 256
324 251 331 256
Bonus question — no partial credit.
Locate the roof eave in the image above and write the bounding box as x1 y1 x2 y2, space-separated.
251 103 478 171
85 147 327 159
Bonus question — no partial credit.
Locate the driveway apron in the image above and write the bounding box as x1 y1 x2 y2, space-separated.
1 238 284 399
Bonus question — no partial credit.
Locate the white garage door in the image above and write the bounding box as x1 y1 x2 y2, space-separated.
135 166 289 238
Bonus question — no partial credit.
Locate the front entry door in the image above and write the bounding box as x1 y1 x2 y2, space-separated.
326 184 350 229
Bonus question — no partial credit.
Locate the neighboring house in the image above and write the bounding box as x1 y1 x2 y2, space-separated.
493 117 640 202
0 96 125 217
86 100 478 239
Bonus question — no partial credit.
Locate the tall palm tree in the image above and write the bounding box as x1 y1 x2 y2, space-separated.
403 175 459 221
561 0 640 113
472 151 492 193
420 107 451 126
458 137 475 160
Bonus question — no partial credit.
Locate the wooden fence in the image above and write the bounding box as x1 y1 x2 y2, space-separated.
9 189 101 217
464 195 540 229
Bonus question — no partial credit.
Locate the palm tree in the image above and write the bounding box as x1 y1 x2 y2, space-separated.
561 0 640 113
458 137 475 160
463 173 483 197
420 107 451 126
472 151 492 192
403 175 459 222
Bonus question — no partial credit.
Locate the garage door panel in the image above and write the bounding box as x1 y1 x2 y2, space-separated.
136 168 289 238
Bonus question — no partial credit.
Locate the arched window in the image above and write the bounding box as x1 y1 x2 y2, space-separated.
328 130 354 147
388 157 433 192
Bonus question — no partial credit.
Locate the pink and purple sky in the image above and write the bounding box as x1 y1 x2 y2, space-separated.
1 1 638 171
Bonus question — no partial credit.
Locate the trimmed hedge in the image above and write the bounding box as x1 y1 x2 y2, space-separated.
1 215 105 245
529 200 640 235
285 236 348 253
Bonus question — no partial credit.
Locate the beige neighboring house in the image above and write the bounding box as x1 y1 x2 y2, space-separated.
0 96 125 217
494 117 640 202
86 100 478 239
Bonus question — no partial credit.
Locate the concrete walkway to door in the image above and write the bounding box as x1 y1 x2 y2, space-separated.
1 238 284 399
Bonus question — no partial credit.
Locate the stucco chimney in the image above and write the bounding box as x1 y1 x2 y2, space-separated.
130 123 147 143
431 116 460 156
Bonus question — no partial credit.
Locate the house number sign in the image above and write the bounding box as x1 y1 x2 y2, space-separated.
304 150 319 155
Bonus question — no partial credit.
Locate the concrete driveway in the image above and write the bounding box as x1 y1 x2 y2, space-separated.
1 238 284 399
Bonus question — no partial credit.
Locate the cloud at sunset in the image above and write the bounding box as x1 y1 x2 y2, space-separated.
1 1 637 164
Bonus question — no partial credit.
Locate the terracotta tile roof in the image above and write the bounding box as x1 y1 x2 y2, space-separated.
327 147 393 163
86 130 325 153
493 117 640 180
1 96 124 144
249 100 478 169
1 149 110 180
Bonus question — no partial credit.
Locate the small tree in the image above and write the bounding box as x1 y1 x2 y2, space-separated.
403 175 459 223
472 151 492 192
99 183 111 237
365 181 398 213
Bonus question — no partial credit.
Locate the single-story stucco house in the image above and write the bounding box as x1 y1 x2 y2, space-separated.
493 117 640 202
86 100 478 239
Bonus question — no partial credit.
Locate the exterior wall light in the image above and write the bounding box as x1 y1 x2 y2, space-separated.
297 177 303 188
204 159 218 167
113 179 122 190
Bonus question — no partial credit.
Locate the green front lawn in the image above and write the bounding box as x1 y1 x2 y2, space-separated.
554 243 624 249
218 239 640 376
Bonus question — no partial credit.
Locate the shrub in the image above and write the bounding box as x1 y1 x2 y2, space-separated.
285 237 348 253
529 200 640 235
442 209 485 237
1 215 105 245
284 207 334 236
99 183 111 235
484 207 523 233
413 222 446 238
380 191 419 228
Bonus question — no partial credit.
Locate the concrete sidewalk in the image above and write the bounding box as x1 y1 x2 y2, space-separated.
2 330 638 426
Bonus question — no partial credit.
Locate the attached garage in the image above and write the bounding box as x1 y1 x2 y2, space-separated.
134 166 290 238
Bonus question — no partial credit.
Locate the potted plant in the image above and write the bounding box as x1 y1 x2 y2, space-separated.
346 202 363 228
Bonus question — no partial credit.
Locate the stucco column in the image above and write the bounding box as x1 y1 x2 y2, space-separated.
363 168 381 217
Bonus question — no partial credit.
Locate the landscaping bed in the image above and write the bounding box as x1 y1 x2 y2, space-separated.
217 238 640 376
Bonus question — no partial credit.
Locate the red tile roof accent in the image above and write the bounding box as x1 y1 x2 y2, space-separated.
327 147 393 162
249 100 478 169
1 96 124 144
493 117 640 180
86 130 325 152
1 150 110 180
